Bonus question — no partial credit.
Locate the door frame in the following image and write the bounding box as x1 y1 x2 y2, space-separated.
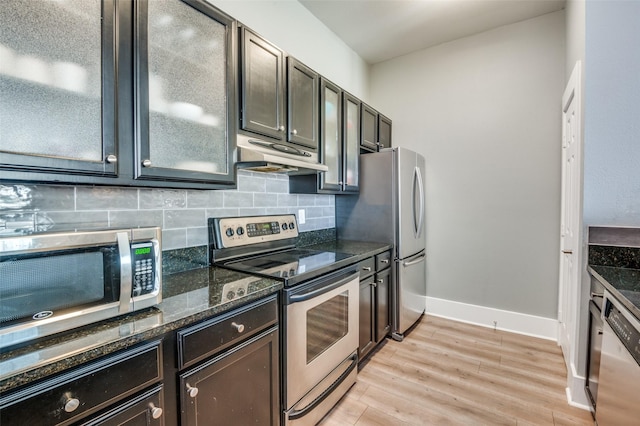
558 61 585 405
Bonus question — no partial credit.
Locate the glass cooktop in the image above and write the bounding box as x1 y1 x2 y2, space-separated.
221 249 354 286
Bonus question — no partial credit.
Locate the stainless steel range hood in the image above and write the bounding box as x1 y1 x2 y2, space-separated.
236 134 328 174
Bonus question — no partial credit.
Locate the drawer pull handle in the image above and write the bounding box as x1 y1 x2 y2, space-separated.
149 403 163 419
63 397 80 413
231 322 245 333
380 259 390 264
186 384 199 398
362 266 372 271
372 282 377 288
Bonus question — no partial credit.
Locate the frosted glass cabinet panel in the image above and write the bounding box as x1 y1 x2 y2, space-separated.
135 0 235 184
319 79 342 191
342 92 360 192
0 0 117 176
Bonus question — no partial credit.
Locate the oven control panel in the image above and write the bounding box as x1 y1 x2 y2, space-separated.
213 214 299 248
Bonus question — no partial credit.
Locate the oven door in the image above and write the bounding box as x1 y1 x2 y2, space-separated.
283 267 359 411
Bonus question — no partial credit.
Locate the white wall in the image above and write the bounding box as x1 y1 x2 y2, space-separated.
370 11 566 320
209 0 370 101
583 0 640 227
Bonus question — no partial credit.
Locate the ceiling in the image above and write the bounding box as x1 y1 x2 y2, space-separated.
299 0 566 64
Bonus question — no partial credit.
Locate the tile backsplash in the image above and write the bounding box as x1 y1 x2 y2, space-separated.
0 170 335 250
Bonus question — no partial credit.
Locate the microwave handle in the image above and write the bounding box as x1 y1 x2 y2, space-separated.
117 232 133 313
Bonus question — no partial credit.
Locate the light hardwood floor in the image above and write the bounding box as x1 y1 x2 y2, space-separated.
319 315 594 425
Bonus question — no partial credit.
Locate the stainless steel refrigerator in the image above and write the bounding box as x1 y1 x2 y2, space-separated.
336 147 426 340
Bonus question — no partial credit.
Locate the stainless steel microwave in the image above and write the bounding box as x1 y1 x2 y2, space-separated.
0 227 162 349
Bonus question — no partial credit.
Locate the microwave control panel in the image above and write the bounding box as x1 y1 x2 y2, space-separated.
131 242 156 296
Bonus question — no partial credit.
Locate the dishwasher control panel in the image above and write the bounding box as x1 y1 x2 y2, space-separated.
606 302 640 366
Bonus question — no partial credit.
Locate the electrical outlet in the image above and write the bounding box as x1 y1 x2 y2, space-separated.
298 209 306 224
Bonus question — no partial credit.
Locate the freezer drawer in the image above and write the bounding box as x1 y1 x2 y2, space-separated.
393 251 426 339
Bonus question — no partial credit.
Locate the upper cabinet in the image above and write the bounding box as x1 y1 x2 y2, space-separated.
0 0 118 179
0 0 237 188
360 103 378 152
360 103 392 153
286 57 318 149
239 27 285 141
378 113 392 150
134 0 236 185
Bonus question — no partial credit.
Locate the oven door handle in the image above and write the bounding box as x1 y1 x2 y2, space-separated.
288 270 358 303
287 352 358 421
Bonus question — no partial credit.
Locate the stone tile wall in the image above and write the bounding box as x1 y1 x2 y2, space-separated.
0 170 335 250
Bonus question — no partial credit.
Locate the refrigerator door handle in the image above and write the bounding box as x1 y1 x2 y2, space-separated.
412 166 425 238
402 252 426 267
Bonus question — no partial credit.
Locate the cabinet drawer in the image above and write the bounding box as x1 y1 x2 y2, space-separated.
376 251 392 271
178 296 278 370
0 341 162 426
359 257 375 279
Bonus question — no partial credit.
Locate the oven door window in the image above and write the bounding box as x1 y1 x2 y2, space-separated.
0 247 119 325
306 290 349 363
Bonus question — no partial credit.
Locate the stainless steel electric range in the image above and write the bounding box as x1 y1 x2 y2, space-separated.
208 214 360 425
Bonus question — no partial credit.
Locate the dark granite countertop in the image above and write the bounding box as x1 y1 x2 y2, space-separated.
0 238 390 394
305 240 392 262
0 267 281 393
589 265 640 321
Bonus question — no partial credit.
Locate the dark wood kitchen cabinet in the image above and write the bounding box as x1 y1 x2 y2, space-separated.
0 0 118 180
239 26 286 141
358 250 392 362
0 341 164 426
1 0 237 189
134 0 236 186
361 103 392 153
289 81 359 194
286 57 319 149
176 296 280 426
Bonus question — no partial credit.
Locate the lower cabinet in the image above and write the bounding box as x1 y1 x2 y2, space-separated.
358 251 392 362
0 341 164 426
175 295 280 426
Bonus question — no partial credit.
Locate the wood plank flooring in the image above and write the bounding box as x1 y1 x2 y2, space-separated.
319 315 594 425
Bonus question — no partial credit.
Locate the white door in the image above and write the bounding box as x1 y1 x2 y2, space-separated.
558 62 582 368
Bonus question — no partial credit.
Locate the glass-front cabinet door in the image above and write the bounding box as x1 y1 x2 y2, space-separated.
135 0 236 184
0 0 117 178
319 79 342 192
342 92 360 192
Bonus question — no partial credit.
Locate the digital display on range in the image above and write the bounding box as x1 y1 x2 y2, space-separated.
247 221 280 237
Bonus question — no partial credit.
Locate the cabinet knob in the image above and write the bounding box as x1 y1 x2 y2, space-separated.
149 403 163 419
106 154 118 164
142 159 152 168
292 129 297 135
371 282 377 288
231 322 245 333
186 384 199 398
338 181 343 185
378 278 384 284
279 125 285 132
63 396 80 413
381 259 390 264
362 266 372 271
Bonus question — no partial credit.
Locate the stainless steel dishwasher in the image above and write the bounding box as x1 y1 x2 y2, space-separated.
595 291 640 425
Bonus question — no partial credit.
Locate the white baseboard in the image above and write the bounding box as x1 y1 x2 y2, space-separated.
566 362 590 410
425 296 559 341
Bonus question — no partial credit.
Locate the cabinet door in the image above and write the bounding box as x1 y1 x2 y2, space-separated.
0 0 117 179
342 92 360 192
287 57 318 149
378 114 392 150
319 78 342 192
135 0 235 185
240 27 285 141
80 386 164 426
359 277 375 360
180 328 279 426
375 268 391 342
360 103 378 152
